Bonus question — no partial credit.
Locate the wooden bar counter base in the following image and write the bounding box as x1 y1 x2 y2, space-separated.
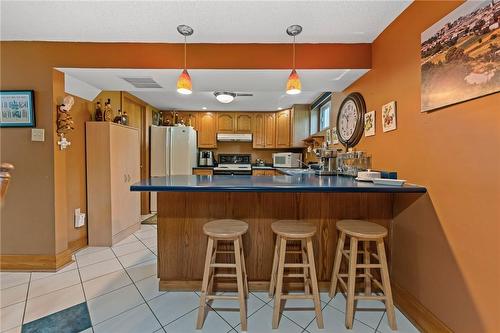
157 191 395 291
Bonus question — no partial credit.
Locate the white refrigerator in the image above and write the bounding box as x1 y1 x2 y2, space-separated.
150 125 198 212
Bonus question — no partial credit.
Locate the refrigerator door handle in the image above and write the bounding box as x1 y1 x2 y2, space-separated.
169 129 173 176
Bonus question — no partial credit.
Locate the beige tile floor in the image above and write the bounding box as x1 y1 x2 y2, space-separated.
0 224 420 333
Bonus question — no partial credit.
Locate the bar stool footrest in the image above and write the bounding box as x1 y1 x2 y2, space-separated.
206 295 239 301
281 294 315 300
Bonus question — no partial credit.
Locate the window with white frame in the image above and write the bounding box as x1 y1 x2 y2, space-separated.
319 100 331 131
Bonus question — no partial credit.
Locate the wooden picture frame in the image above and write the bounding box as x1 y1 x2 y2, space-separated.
364 110 375 137
382 101 397 132
0 90 36 127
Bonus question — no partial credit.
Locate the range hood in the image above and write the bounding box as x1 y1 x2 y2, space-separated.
217 133 253 142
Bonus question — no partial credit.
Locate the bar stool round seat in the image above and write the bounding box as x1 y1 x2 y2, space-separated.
271 220 316 239
203 219 248 238
337 219 387 239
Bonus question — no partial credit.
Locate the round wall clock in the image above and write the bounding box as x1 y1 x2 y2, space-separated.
336 92 366 148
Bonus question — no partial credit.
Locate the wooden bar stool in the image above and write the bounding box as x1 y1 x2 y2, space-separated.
329 219 397 330
269 220 324 329
197 219 249 331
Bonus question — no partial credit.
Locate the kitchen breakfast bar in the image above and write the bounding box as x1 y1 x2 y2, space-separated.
131 174 426 291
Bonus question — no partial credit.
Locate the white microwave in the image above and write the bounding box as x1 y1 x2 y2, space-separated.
273 153 302 168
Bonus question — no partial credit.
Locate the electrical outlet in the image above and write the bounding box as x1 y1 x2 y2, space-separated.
74 208 85 228
31 128 45 142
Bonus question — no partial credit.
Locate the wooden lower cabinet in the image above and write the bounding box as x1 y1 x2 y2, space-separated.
86 122 141 246
193 169 213 176
252 169 278 176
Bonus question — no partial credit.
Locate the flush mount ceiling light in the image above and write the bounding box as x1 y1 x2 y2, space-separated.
214 92 236 104
286 24 302 95
214 91 254 104
176 24 194 95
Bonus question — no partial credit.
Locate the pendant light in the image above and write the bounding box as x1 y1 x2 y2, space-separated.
286 24 302 95
176 25 194 95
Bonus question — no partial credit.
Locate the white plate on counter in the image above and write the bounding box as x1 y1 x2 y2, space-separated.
355 177 374 182
372 178 406 186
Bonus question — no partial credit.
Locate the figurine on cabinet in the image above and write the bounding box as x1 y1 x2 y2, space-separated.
103 98 112 121
94 101 103 121
57 95 75 150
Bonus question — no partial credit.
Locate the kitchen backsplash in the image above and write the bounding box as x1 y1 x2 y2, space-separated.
205 142 303 165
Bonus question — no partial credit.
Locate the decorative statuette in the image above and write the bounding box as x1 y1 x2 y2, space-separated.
103 98 112 122
57 95 75 150
95 101 103 121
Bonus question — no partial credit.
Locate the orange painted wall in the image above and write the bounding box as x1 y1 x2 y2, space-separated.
331 1 500 332
0 41 368 257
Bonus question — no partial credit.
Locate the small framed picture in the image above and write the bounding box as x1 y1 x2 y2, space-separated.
332 127 339 144
382 101 397 132
325 127 331 145
364 110 375 137
0 90 36 127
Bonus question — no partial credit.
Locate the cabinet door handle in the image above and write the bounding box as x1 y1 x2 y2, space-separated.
124 174 128 183
128 174 131 182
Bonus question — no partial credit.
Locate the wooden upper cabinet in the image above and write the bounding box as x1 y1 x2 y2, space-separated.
177 112 198 130
217 113 235 133
275 109 290 148
253 113 265 148
264 113 276 148
235 113 253 133
197 112 217 148
290 105 310 147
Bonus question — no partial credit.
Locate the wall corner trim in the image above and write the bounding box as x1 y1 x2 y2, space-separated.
393 282 453 333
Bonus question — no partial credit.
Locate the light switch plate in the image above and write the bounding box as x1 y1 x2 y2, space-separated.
31 128 45 142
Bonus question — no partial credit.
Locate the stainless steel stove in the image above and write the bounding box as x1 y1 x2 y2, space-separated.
213 154 252 175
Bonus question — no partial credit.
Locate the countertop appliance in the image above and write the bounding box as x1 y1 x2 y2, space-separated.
199 150 215 167
315 148 340 176
272 152 302 168
150 125 197 211
213 154 252 175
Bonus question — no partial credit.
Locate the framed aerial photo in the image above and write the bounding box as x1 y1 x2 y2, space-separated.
421 0 500 112
0 90 36 127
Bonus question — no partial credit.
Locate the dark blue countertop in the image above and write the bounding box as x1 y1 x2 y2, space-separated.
130 175 426 193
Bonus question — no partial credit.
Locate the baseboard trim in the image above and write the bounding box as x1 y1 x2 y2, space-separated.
0 236 87 272
392 282 452 333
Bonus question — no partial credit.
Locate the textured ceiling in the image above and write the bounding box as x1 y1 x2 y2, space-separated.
59 68 369 111
1 1 411 43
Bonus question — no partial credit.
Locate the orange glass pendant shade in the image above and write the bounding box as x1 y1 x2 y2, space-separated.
177 69 192 95
286 69 301 95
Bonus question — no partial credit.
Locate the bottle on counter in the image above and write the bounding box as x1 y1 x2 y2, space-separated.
94 101 103 121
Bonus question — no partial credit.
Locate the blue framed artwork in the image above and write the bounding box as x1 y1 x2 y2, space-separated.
0 90 36 127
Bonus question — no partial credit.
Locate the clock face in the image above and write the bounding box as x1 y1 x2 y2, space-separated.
336 92 366 147
338 100 359 141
